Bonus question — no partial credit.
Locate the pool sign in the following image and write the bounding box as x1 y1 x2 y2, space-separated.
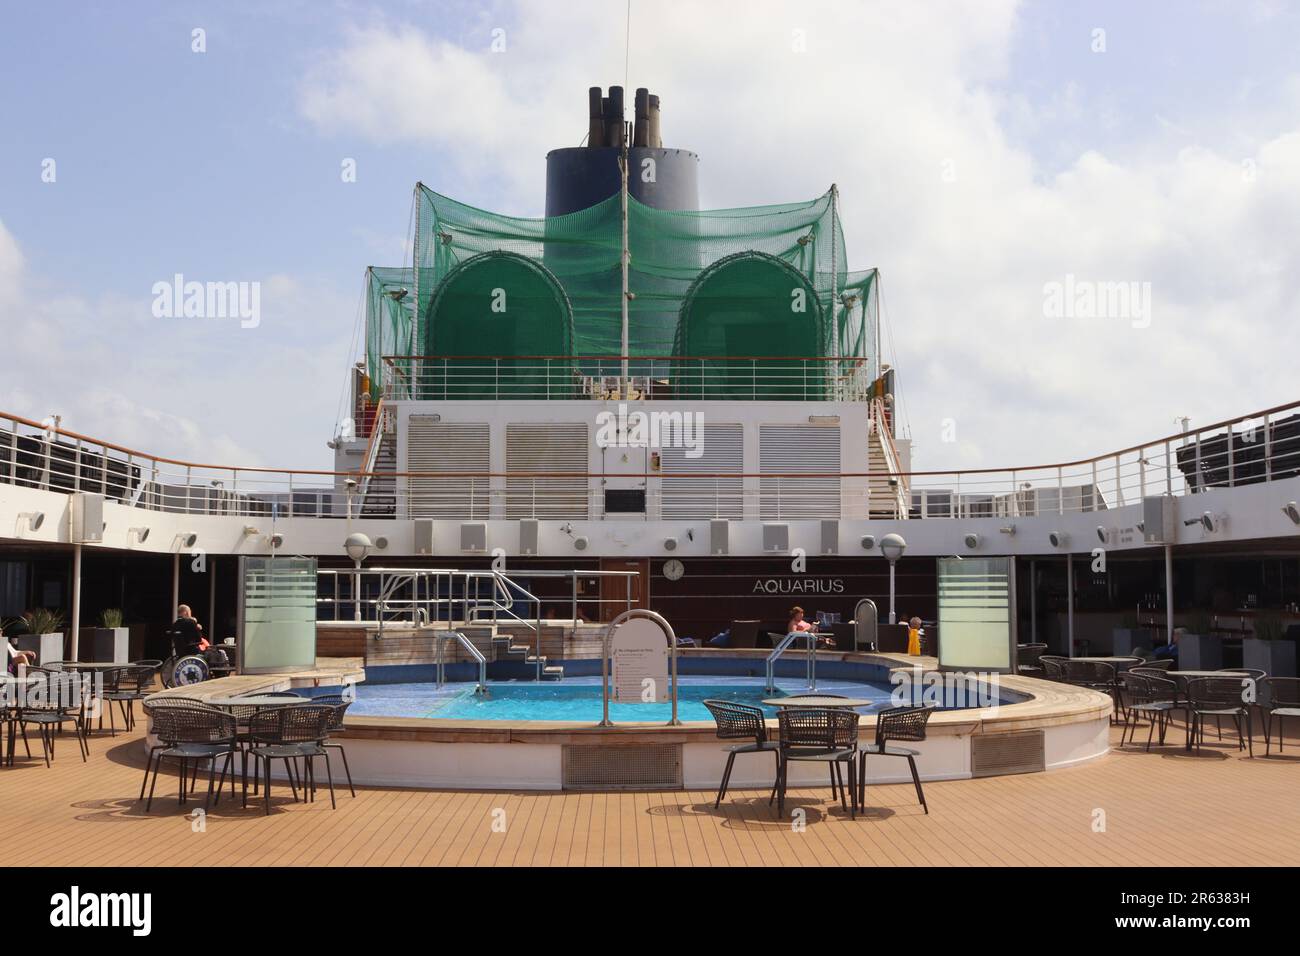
611 618 670 703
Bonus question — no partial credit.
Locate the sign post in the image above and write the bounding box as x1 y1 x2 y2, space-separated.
600 609 680 726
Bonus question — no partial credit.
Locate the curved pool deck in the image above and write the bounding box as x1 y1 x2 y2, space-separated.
146 651 1112 792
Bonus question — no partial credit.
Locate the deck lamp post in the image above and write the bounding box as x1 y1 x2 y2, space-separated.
345 532 372 622
879 533 907 625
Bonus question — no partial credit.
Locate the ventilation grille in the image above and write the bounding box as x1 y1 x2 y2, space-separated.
661 423 743 519
562 743 683 790
759 424 841 519
506 423 588 519
971 730 1045 777
406 419 489 518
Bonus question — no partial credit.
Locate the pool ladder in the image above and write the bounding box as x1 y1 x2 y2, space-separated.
764 631 819 694
434 630 489 695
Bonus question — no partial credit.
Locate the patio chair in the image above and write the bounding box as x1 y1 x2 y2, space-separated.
12 667 89 767
1118 673 1178 751
1186 677 1253 756
702 699 779 808
246 705 337 815
97 666 152 736
1039 656 1068 680
140 698 239 810
293 692 357 798
1135 658 1174 671
857 704 934 813
1016 643 1048 676
1260 677 1300 756
1064 660 1120 720
775 707 860 819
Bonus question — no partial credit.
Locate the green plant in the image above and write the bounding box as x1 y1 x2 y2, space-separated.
1253 613 1284 642
23 608 64 635
99 608 124 628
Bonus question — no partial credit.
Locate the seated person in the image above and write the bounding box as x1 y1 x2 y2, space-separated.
169 605 206 658
1152 627 1182 661
5 636 35 675
788 606 835 649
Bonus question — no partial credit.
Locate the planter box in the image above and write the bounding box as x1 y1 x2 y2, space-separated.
1179 632 1222 671
81 627 130 663
15 632 64 665
1243 638 1296 678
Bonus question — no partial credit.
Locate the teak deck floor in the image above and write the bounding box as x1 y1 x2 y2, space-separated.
0 721 1296 867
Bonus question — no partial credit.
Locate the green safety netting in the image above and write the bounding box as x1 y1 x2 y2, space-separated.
363 184 879 399
364 266 414 399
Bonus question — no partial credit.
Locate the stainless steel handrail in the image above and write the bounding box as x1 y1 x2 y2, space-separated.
764 631 819 693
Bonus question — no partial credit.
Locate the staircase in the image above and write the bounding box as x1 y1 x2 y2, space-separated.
867 406 909 518
359 429 397 517
490 633 565 680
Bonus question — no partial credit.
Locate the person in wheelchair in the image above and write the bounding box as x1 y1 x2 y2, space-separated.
170 605 205 658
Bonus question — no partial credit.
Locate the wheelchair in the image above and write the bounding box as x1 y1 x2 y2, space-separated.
160 645 235 688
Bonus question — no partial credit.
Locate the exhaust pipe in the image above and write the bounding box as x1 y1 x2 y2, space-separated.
588 86 604 147
633 87 649 147
647 94 661 148
606 85 625 146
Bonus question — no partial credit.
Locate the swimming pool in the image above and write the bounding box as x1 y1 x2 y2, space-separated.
354 675 919 722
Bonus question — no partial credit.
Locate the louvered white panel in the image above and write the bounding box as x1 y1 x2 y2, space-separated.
760 424 841 518
506 423 588 519
661 423 743 519
406 419 490 518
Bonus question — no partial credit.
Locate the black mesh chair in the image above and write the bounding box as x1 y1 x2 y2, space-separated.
702 699 779 808
1186 677 1253 756
140 698 238 810
1064 660 1120 720
1260 677 1300 756
1039 656 1068 681
293 692 356 798
775 707 860 819
1016 643 1048 676
1118 673 1179 751
856 704 933 813
247 705 337 815
13 667 90 767
98 665 155 735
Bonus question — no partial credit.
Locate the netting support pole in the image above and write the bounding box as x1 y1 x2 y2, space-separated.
413 183 423 360
619 131 630 389
829 184 839 361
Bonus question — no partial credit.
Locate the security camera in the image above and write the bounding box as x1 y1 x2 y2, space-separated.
860 534 876 550
344 477 358 490
1200 511 1215 533
1284 501 1300 525
999 524 1016 536
128 526 150 544
963 533 979 549
243 525 260 537
1096 526 1107 543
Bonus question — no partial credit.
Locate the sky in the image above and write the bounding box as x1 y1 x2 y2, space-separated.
0 0 1297 472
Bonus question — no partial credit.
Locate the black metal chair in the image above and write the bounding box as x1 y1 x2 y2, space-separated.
1136 658 1174 672
246 705 337 815
1118 673 1179 751
12 667 90 767
857 704 933 813
292 693 357 798
1039 656 1068 680
1186 676 1253 756
775 707 860 819
140 698 238 810
98 666 151 735
702 699 779 808
1064 660 1120 720
1260 677 1300 756
1016 643 1048 676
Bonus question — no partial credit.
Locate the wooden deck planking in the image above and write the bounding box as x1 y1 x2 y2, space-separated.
1 722 1298 867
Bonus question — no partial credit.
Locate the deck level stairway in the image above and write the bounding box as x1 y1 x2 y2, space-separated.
363 620 577 680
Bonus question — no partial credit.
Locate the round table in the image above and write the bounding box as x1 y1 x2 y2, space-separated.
206 695 305 709
762 695 876 709
1070 656 1145 670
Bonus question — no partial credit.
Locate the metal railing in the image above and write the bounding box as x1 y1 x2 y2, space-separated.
2 400 1298 521
765 631 819 693
435 630 487 694
382 354 877 403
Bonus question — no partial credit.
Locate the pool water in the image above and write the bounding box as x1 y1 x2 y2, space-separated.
352 675 901 723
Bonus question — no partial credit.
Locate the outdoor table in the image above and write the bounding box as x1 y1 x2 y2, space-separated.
762 695 876 709
206 695 305 709
1071 656 1145 670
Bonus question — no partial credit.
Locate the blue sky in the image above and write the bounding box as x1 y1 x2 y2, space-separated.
1 1 1298 470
